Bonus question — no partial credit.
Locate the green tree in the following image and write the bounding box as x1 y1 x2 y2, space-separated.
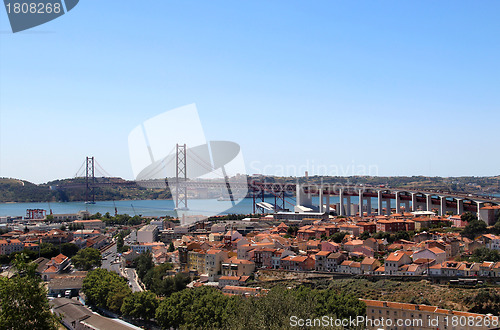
287 226 298 236
156 286 233 329
116 235 124 253
461 212 478 224
462 218 487 239
134 251 154 281
142 264 189 297
228 287 315 330
359 231 371 240
60 243 79 258
0 254 60 329
121 291 159 320
465 289 500 315
331 231 348 243
394 231 411 241
82 268 132 312
493 220 500 234
168 242 175 252
72 247 102 270
91 212 102 219
228 286 365 330
40 242 58 259
468 247 500 263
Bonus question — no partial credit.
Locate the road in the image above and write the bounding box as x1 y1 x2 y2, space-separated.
100 243 142 293
100 243 121 274
125 268 143 293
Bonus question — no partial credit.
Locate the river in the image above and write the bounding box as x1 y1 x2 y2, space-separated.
0 196 340 218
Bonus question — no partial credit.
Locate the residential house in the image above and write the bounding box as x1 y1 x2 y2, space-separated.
482 234 500 251
479 262 494 277
384 251 412 275
325 252 347 272
281 255 314 271
218 275 250 288
205 249 228 281
320 241 339 252
338 260 362 274
412 247 447 264
222 257 255 277
361 257 381 274
314 251 331 271
253 248 276 269
221 286 268 297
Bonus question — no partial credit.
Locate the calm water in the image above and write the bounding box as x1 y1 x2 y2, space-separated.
0 198 253 218
5 193 495 218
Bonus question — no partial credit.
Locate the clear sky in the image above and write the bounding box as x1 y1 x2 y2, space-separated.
0 1 499 184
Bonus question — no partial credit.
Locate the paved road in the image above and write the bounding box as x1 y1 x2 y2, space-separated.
125 268 143 293
101 243 121 275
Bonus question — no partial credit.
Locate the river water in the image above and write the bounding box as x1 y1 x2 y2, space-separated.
0 196 342 218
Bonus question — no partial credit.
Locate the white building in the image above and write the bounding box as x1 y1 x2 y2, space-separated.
137 224 159 243
483 234 500 251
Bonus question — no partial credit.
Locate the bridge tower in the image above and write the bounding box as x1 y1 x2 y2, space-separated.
85 156 95 204
175 144 188 210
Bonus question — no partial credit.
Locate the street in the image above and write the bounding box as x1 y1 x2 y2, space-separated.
100 243 142 293
125 268 143 293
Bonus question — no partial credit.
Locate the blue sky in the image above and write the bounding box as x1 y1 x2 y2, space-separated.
0 1 499 183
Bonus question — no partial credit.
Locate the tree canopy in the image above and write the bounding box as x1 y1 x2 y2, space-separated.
72 247 102 270
134 251 154 280
468 247 500 263
228 286 365 330
134 253 189 297
82 268 132 312
0 254 60 329
121 291 159 320
156 286 234 329
155 285 365 330
465 289 500 315
60 243 79 258
462 215 487 239
331 231 348 243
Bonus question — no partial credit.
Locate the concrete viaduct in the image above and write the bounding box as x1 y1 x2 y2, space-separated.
299 184 500 220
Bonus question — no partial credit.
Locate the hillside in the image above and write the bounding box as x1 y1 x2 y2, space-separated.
0 177 172 203
258 276 500 314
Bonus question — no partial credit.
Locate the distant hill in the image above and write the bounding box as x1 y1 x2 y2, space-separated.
0 177 172 203
0 178 54 202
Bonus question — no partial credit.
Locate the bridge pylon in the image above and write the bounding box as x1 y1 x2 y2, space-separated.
85 156 95 204
175 144 188 210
